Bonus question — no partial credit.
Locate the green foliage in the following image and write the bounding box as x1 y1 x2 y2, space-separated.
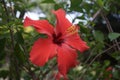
97 0 104 7
15 31 24 45
93 30 104 42
14 43 26 64
108 32 120 41
41 0 55 3
0 0 120 80
0 38 6 60
70 0 83 11
0 70 9 79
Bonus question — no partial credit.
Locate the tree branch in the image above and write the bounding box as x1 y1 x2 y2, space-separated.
79 42 120 79
101 12 120 51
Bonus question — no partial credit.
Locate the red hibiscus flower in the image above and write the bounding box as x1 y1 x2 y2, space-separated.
24 9 89 80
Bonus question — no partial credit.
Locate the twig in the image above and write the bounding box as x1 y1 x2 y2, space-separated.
86 8 102 27
2 1 38 80
101 13 113 33
79 42 120 80
101 13 120 51
1 0 10 22
92 8 102 22
2 0 15 49
2 1 21 80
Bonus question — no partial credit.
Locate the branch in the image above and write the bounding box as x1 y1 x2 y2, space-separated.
86 8 102 27
101 13 120 51
2 0 15 49
2 1 38 80
79 42 120 79
92 9 102 22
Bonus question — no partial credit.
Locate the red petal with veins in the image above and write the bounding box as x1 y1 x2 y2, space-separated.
53 9 72 35
24 17 54 37
57 44 78 79
65 34 89 53
29 38 57 66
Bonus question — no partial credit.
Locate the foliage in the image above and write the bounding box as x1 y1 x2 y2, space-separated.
0 0 120 80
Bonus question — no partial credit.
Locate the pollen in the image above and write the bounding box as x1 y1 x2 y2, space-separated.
66 25 78 35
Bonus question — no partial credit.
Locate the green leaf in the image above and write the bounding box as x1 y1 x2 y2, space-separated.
108 32 120 41
70 0 83 11
0 38 6 52
95 42 104 53
14 43 26 64
111 51 120 60
0 38 6 60
97 0 104 7
15 31 24 45
115 65 120 69
41 0 55 3
112 69 120 79
104 60 110 67
94 30 104 42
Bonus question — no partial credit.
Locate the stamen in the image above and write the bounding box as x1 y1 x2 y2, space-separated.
66 25 78 36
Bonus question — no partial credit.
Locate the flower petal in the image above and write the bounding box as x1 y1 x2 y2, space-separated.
53 9 72 35
24 17 54 37
65 34 89 53
29 38 57 66
57 44 78 78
